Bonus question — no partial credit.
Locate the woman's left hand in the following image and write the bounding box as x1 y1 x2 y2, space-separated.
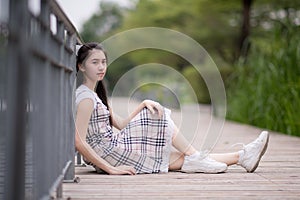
142 100 164 118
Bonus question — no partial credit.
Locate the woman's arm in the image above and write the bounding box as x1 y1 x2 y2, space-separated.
76 99 136 175
111 100 164 130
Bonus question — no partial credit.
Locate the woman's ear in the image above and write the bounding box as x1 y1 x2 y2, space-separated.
78 64 85 72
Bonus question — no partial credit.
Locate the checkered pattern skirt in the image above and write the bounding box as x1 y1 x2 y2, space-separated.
86 101 175 174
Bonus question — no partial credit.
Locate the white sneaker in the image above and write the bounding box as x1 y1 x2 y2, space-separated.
181 151 228 174
238 131 269 173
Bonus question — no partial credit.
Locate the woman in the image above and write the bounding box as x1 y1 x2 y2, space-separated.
75 42 269 175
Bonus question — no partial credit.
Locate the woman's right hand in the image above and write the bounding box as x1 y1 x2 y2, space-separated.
108 165 136 175
142 100 164 118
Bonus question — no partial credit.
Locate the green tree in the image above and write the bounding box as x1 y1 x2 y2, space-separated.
122 0 241 65
80 1 125 42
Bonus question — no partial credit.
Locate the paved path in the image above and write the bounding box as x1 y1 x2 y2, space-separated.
63 98 300 199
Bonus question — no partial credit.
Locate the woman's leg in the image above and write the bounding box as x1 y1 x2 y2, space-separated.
168 151 240 170
169 151 184 170
171 126 197 156
172 133 239 166
169 122 239 165
167 117 236 172
168 149 229 173
210 131 269 169
209 152 239 166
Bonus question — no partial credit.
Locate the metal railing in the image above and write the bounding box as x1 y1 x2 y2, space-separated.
0 0 82 199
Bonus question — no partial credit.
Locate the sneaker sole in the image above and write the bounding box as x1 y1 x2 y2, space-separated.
181 168 227 174
181 164 228 174
248 131 269 173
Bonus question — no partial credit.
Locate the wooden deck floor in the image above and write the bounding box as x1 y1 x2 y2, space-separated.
63 99 300 199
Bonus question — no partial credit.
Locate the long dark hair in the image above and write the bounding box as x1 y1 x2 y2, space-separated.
76 42 112 125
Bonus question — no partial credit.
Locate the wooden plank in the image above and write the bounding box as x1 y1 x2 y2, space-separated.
63 100 300 199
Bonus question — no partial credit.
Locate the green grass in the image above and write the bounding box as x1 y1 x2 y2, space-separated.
227 26 300 136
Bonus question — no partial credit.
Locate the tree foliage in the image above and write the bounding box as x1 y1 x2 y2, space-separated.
121 0 242 65
80 1 125 42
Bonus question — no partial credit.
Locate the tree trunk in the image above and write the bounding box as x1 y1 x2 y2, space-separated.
238 0 253 60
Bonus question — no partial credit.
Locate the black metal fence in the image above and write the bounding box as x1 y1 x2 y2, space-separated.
0 0 81 199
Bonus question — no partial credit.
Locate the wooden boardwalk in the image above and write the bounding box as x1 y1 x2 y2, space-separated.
63 99 300 199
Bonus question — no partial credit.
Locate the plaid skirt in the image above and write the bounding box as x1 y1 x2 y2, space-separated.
86 102 175 174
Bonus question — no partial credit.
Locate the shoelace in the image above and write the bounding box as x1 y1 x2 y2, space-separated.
229 142 246 150
197 150 210 160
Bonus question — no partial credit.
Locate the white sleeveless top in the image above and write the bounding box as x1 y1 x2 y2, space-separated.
75 85 101 110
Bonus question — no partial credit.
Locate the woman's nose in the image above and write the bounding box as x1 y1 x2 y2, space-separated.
98 64 105 70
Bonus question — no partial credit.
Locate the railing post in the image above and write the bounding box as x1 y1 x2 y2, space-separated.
4 0 30 199
1 0 82 199
0 0 9 199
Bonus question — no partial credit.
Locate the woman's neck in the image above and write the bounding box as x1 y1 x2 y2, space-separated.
83 81 96 91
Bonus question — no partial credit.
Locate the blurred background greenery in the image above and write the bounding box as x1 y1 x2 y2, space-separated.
79 0 300 136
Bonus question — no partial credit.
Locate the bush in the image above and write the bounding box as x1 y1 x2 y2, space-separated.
227 26 300 136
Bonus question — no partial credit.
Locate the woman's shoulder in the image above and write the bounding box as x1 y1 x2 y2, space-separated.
76 85 98 108
76 85 94 96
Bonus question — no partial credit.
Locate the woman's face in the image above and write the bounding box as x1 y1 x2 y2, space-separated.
80 49 107 83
